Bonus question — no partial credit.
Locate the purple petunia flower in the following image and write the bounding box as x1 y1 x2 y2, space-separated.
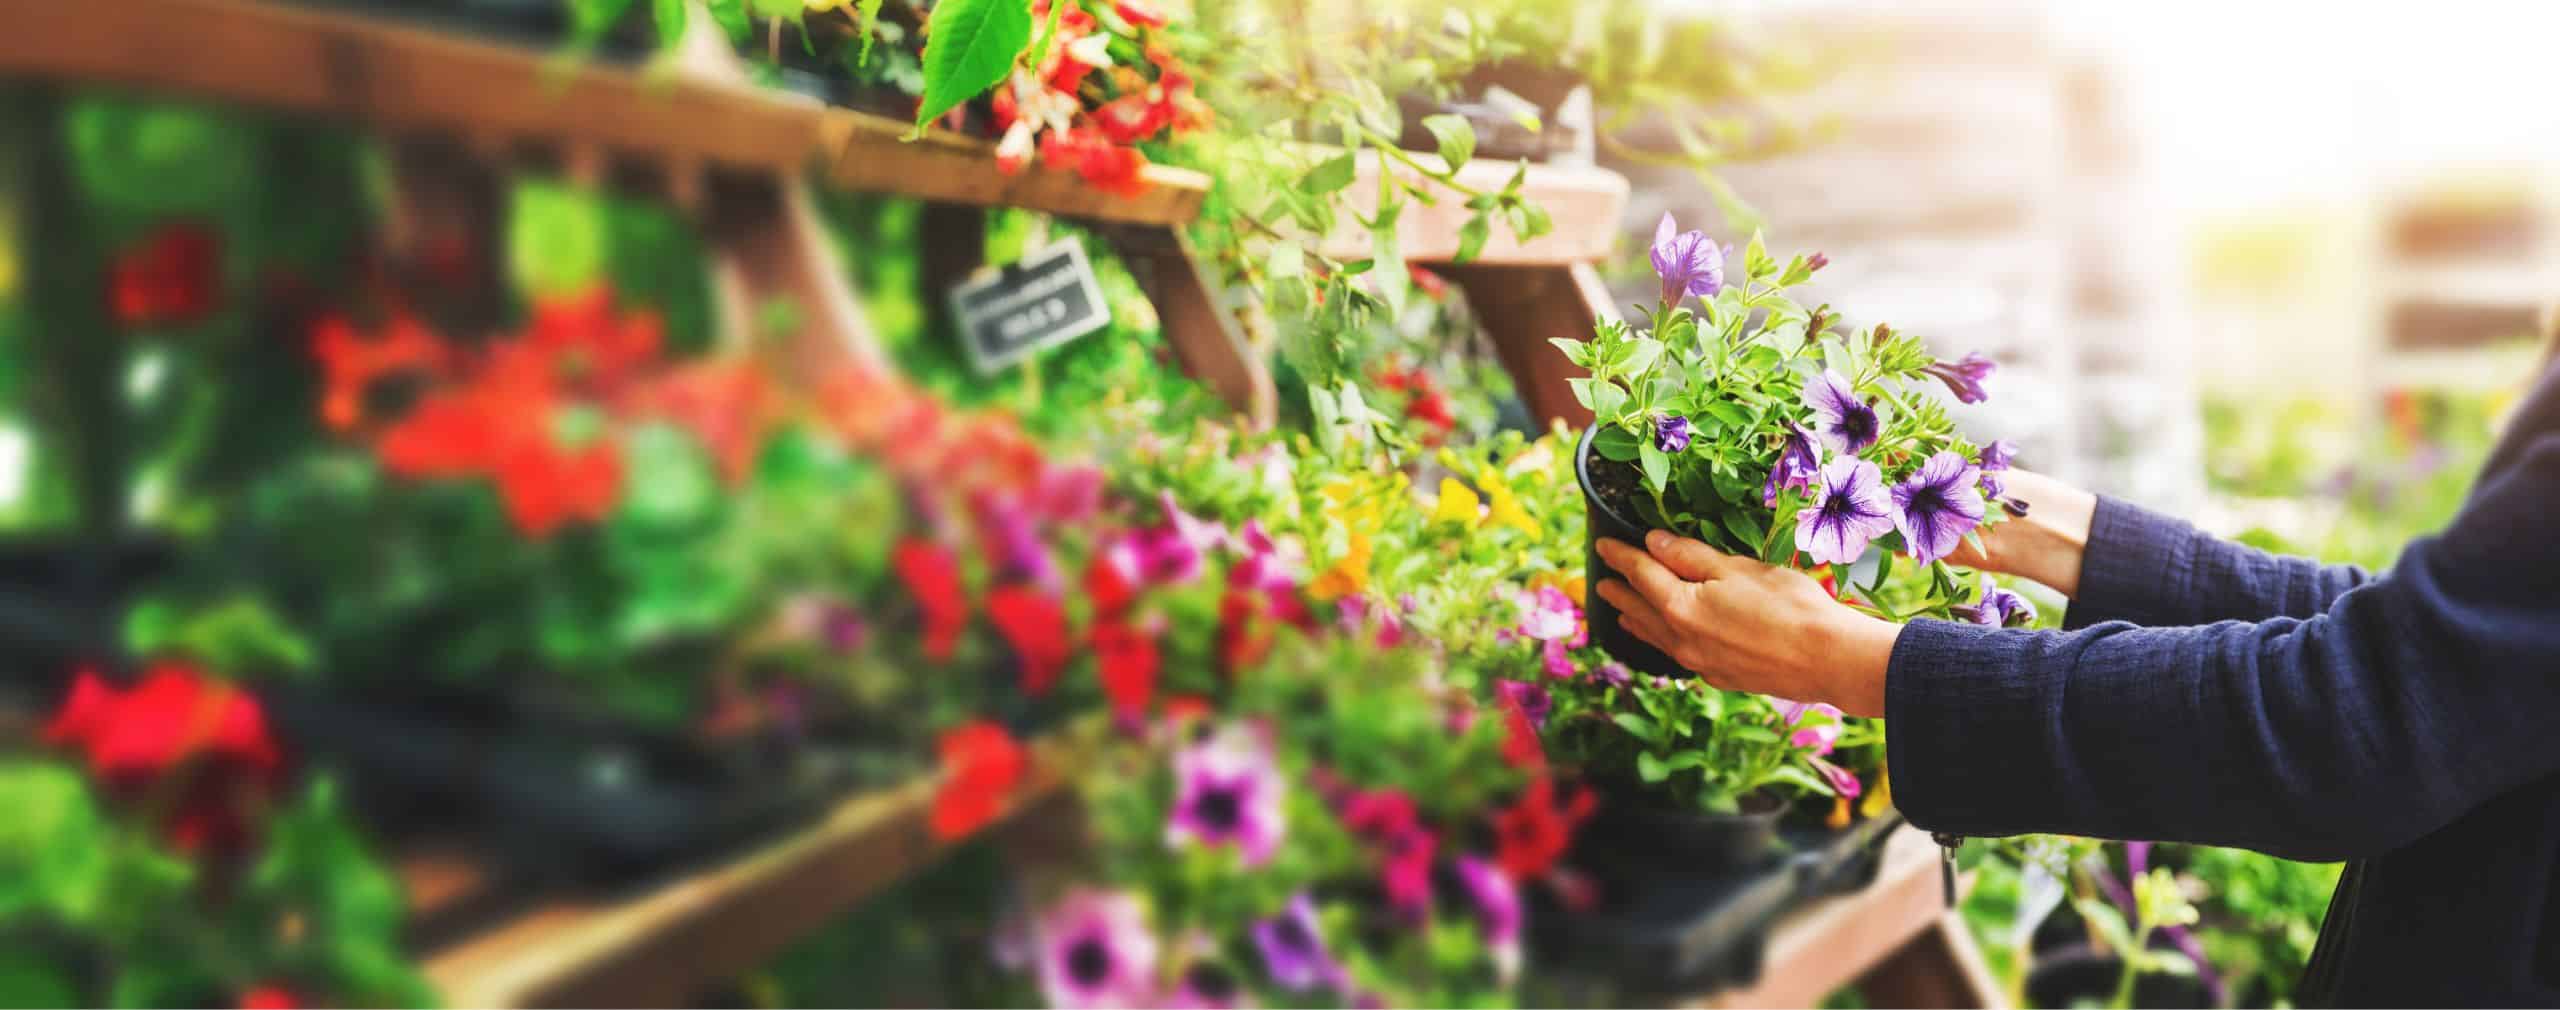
1496 679 1553 728
1806 252 1830 274
1794 457 1895 566
1594 661 1633 689
1777 698 1845 754
1653 414 1693 454
1952 577 2037 628
1890 451 1988 565
1762 421 1824 506
1803 370 1882 455
1921 352 1997 405
1035 889 1160 1010
1976 439 2018 499
1167 725 1287 867
1252 893 1344 993
1650 213 1725 306
977 490 1063 593
1812 757 1863 799
1455 855 1523 981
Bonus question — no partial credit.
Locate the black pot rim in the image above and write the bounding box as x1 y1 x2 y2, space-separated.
1573 421 1652 539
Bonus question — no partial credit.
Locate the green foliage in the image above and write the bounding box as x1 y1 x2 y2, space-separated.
912 0 1031 131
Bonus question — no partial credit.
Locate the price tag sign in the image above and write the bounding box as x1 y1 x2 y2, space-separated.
946 236 1113 374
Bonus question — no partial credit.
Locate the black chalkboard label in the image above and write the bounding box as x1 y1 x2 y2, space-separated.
946 237 1113 374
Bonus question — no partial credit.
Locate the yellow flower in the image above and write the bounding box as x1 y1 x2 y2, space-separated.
1859 766 1893 819
1478 467 1538 540
1827 795 1853 830
1307 531 1372 602
1430 478 1482 526
1529 569 1586 603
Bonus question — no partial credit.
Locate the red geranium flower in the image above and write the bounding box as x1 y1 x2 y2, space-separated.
1114 0 1167 27
1493 776 1595 881
930 720 1028 841
1498 705 1545 773
238 986 301 1010
1091 618 1159 727
1085 550 1138 621
1161 694 1213 727
895 539 972 662
493 436 622 539
45 664 283 853
107 221 222 328
1214 587 1277 677
987 585 1072 696
1039 127 1149 198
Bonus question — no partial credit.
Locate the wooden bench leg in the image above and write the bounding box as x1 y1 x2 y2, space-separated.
1438 261 1618 430
700 173 885 374
1102 226 1275 429
1856 915 2010 1009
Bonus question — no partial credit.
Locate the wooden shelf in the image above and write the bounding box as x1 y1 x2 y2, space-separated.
817 109 1211 227
0 0 822 175
1692 826 2002 1009
1317 155 1631 266
420 726 1095 1009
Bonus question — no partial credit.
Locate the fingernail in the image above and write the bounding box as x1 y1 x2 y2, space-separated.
1645 529 1669 550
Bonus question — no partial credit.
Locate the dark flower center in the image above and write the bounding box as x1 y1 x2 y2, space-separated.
1194 785 1244 834
1273 914 1315 953
1838 407 1878 446
1186 962 1239 1002
1906 485 1947 520
1066 935 1114 986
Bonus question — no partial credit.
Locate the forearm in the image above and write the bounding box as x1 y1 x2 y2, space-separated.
1968 469 2095 596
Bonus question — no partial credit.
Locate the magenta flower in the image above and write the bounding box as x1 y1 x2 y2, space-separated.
1517 586 1579 643
1379 825 1437 917
1167 725 1287 867
1594 661 1633 689
1034 889 1160 1010
1921 352 1997 405
1455 855 1523 980
1779 699 1844 754
1953 577 2037 628
1649 213 1725 305
1762 421 1823 506
1794 457 1895 566
1541 638 1577 679
1802 369 1882 455
1653 414 1693 453
976 490 1063 593
1251 893 1344 993
1496 679 1553 729
1976 439 2017 498
1812 757 1863 799
1034 463 1106 524
1807 252 1830 273
1890 451 1987 564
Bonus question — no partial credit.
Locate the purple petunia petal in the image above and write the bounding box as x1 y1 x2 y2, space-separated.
1889 451 1988 564
1802 370 1882 455
1795 457 1895 565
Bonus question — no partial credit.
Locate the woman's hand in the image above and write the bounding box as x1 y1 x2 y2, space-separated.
1947 469 2098 597
1595 532 1900 718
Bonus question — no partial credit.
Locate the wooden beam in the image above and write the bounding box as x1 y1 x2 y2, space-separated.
422 726 1095 1009
1316 156 1630 266
0 0 820 175
817 110 1210 227
1442 262 1617 429
1103 227 1278 428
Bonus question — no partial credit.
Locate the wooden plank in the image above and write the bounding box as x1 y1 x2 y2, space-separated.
1103 227 1278 428
1442 262 1617 428
0 0 819 174
1856 915 2010 1010
422 727 1094 1009
1316 155 1630 266
817 110 1209 227
1692 826 1984 1009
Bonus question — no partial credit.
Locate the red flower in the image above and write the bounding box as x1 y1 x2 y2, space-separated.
1407 389 1456 436
1341 787 1422 842
895 539 972 662
636 360 775 486
1091 619 1159 726
1161 694 1213 726
1095 92 1175 145
1085 550 1138 621
493 436 621 539
309 312 447 433
1115 0 1168 27
527 288 662 394
238 987 300 1010
929 721 1028 841
987 585 1072 696
1493 776 1595 880
107 221 222 327
1214 587 1277 677
1498 705 1545 773
45 664 283 853
1407 264 1449 301
1039 127 1149 198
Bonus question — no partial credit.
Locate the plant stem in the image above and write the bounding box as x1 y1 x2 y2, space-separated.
2110 924 2153 1010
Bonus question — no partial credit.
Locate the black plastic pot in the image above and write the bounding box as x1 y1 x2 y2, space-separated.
1576 784 1784 874
1394 61 1588 163
1574 423 1688 679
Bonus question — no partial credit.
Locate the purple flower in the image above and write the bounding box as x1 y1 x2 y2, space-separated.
1794 457 1895 566
1518 586 1580 643
1890 451 1988 565
1541 639 1577 678
1812 757 1863 799
1035 889 1160 1009
1976 439 2018 499
1806 252 1830 273
1762 421 1823 506
1775 698 1844 754
1952 578 2037 628
1167 725 1287 867
1455 855 1523 981
1803 369 1882 455
1496 679 1553 728
1921 352 1997 405
1594 661 1633 689
1252 893 1344 993
1653 414 1693 454
1649 213 1725 306
977 491 1063 592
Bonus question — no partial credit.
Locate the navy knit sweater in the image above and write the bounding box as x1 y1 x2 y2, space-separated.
1887 364 2560 1005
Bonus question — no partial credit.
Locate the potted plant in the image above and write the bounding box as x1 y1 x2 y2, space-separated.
1557 213 2029 679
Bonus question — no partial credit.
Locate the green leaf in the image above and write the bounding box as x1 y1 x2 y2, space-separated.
1421 114 1475 172
912 0 1031 133
1744 229 1775 281
1547 336 1592 368
851 0 889 63
1719 510 1764 551
1611 712 1662 746
1592 425 1641 462
1701 398 1751 429
1021 0 1063 69
1620 337 1665 376
1301 152 1358 195
651 0 685 47
1589 380 1627 419
1454 213 1490 264
1636 751 1670 783
1638 440 1670 492
1510 197 1552 240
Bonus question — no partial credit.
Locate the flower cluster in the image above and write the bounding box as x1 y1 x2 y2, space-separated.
989 0 1211 195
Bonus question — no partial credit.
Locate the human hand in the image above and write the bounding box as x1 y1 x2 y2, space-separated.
1945 469 2097 597
1595 531 1900 718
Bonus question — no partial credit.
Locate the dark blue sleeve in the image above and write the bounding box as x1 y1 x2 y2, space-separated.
1887 435 2560 862
2063 496 2372 629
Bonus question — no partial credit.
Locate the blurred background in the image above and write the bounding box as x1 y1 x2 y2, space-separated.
3 0 2554 1007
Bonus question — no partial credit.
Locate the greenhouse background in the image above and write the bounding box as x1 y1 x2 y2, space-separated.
2 0 2554 1006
